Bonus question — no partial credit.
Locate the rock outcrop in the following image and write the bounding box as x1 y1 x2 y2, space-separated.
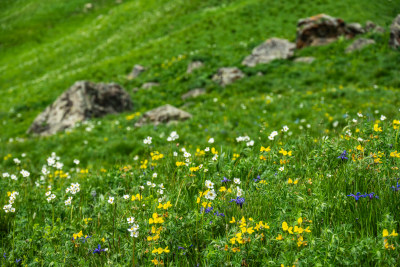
242 38 295 67
212 67 245 86
28 81 132 136
134 104 192 127
296 14 363 49
390 14 400 49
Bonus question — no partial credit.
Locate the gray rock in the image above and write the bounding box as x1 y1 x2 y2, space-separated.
141 82 159 89
127 65 146 80
296 14 363 48
187 61 204 73
212 67 245 87
294 57 316 63
28 81 132 136
181 88 206 100
390 14 400 49
135 104 192 127
347 23 365 35
345 38 375 53
242 38 295 67
365 20 385 33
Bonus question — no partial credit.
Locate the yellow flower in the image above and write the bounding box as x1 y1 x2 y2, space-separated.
391 230 399 237
230 237 236 244
374 123 382 132
297 217 303 224
356 145 364 152
163 201 172 209
383 229 389 237
219 186 226 192
176 161 185 167
230 217 236 223
246 227 254 234
232 247 240 252
276 234 283 240
282 222 288 231
260 146 271 152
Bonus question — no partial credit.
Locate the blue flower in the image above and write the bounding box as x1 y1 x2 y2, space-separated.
16 259 21 264
253 175 261 182
221 177 231 183
93 244 106 254
364 192 379 200
3 253 6 259
230 197 245 208
391 181 400 191
338 150 348 160
347 192 363 201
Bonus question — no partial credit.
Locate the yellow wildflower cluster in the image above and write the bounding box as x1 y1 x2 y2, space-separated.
83 218 92 225
131 194 143 201
147 226 162 242
3 154 12 161
176 161 185 167
390 151 400 158
152 246 170 254
228 217 269 252
189 166 199 172
279 218 311 247
140 160 148 169
374 123 382 132
279 148 293 156
383 229 398 250
195 148 205 156
52 170 69 178
232 153 240 161
157 201 172 210
393 120 400 130
149 213 165 224
125 112 140 121
151 151 164 161
211 147 218 155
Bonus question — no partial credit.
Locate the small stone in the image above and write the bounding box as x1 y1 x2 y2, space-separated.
389 14 400 50
345 38 375 53
212 67 245 87
141 82 159 90
187 61 204 73
181 88 206 100
135 104 192 127
127 65 146 80
294 57 315 63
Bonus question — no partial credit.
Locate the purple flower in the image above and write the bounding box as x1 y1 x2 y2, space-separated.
178 246 186 250
338 150 348 160
230 197 245 208
364 192 379 200
221 177 231 183
391 181 400 191
253 175 261 182
93 244 106 254
3 253 6 259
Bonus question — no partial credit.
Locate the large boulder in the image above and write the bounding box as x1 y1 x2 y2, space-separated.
127 64 146 80
212 67 245 87
28 81 132 136
242 38 295 67
296 14 363 49
390 14 400 50
135 104 192 127
345 38 375 53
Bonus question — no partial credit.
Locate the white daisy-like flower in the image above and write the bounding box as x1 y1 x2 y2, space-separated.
108 197 114 204
146 181 152 186
279 166 285 172
143 136 152 145
234 178 241 184
2 173 10 178
152 173 158 178
208 138 214 144
45 191 51 196
20 169 30 177
212 154 218 161
204 190 217 200
13 158 20 165
205 180 214 189
236 186 243 197
246 140 254 147
11 175 17 180
357 112 363 117
380 115 386 121
173 152 178 157
73 159 80 165
205 147 210 152
123 195 130 200
282 125 289 132
127 217 135 224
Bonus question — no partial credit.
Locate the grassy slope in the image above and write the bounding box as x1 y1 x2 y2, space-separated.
0 0 399 167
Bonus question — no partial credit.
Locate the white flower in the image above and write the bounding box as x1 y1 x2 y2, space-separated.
2 173 9 178
205 180 214 189
133 155 139 161
20 169 30 177
159 183 164 189
123 195 130 200
50 194 56 199
65 197 73 206
42 166 50 176
139 186 144 190
268 131 278 140
352 119 357 123
146 181 152 186
45 191 51 196
184 152 191 158
332 121 339 128
236 136 250 142
208 138 214 144
151 183 156 188
55 162 64 170
47 157 55 166
380 115 386 121
205 147 210 152
130 231 139 238
357 112 363 118
357 137 364 142
212 154 218 161
10 174 17 180
73 159 80 165
128 224 139 232
143 136 152 145
152 173 158 178
204 190 217 200
167 131 179 141
236 186 243 197
13 158 20 165
282 125 289 132
157 189 164 195
234 178 241 184
279 166 285 172
21 153 26 157
127 217 135 224
246 140 254 147
108 197 114 204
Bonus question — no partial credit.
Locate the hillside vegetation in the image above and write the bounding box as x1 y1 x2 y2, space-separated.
1 0 400 265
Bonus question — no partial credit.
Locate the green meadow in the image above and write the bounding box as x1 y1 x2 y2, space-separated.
1 0 400 265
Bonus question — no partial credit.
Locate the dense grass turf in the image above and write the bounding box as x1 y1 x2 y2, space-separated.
1 0 400 265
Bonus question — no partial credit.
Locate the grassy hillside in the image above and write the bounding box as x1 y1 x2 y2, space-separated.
1 0 400 265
